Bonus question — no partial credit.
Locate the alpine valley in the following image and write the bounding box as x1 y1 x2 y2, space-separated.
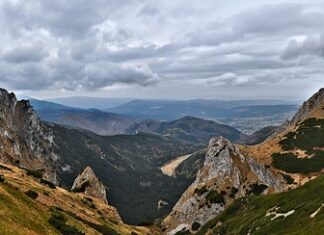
0 87 323 235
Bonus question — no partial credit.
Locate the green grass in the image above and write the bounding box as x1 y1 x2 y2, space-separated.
48 209 85 235
0 183 57 234
197 175 324 235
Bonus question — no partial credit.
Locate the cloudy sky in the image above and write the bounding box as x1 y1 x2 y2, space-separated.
0 0 323 100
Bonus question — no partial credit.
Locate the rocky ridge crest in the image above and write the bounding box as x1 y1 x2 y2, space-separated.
163 136 284 234
0 88 58 183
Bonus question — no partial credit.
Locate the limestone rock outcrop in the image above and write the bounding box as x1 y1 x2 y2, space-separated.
0 88 58 183
71 166 108 204
163 136 284 234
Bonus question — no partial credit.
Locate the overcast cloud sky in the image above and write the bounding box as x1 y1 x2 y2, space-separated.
0 0 323 100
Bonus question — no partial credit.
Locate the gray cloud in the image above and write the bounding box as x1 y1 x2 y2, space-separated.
281 34 324 60
0 0 323 98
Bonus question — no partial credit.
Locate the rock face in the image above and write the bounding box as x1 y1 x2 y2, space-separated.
291 88 324 125
71 166 108 204
163 137 284 234
0 88 58 183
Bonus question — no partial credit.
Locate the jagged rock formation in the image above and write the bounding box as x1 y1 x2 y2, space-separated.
0 88 58 183
71 166 108 204
291 88 324 125
163 137 284 234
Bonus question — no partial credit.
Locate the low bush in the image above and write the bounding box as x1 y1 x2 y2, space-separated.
281 173 294 184
194 186 208 196
229 187 239 198
26 169 44 179
206 190 224 204
191 221 201 231
40 178 56 189
25 190 38 199
0 174 4 183
81 197 96 209
48 210 84 235
248 183 268 195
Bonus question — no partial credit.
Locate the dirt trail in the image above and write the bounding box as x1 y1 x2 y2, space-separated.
160 154 191 176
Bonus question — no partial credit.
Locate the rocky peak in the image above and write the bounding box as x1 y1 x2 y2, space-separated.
162 136 284 234
71 166 108 204
0 88 58 183
291 88 324 125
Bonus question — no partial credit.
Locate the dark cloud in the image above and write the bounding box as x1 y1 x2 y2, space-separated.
0 0 323 98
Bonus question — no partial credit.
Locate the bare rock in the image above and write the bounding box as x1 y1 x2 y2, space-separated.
162 136 284 234
71 166 108 204
0 88 58 183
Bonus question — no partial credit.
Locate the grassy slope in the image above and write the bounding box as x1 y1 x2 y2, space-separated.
198 174 324 235
0 164 157 235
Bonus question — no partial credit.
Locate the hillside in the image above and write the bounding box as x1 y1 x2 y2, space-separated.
108 99 297 134
126 116 246 145
30 99 134 136
162 88 324 234
197 174 324 235
51 124 199 224
0 163 157 235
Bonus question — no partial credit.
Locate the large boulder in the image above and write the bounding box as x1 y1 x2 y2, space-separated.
71 166 108 204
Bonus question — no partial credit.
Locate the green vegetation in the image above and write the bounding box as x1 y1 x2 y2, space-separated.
191 221 201 231
48 209 85 235
206 190 224 204
281 173 294 184
280 118 324 151
25 190 38 199
272 118 324 173
194 186 208 196
197 175 324 235
272 151 324 173
0 174 4 183
52 123 199 224
229 187 239 198
248 183 268 195
25 169 44 179
40 178 56 189
81 197 96 209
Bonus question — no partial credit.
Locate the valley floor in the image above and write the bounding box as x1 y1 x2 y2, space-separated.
160 154 191 177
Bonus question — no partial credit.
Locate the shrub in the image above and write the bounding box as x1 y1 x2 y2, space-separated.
48 210 84 235
281 174 294 184
191 221 201 231
81 197 96 209
248 183 268 195
25 190 38 199
206 190 224 204
26 169 44 179
40 178 56 189
229 187 239 198
0 174 4 183
194 186 208 196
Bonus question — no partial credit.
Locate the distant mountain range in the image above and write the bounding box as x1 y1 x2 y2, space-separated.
107 99 298 121
30 99 133 136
